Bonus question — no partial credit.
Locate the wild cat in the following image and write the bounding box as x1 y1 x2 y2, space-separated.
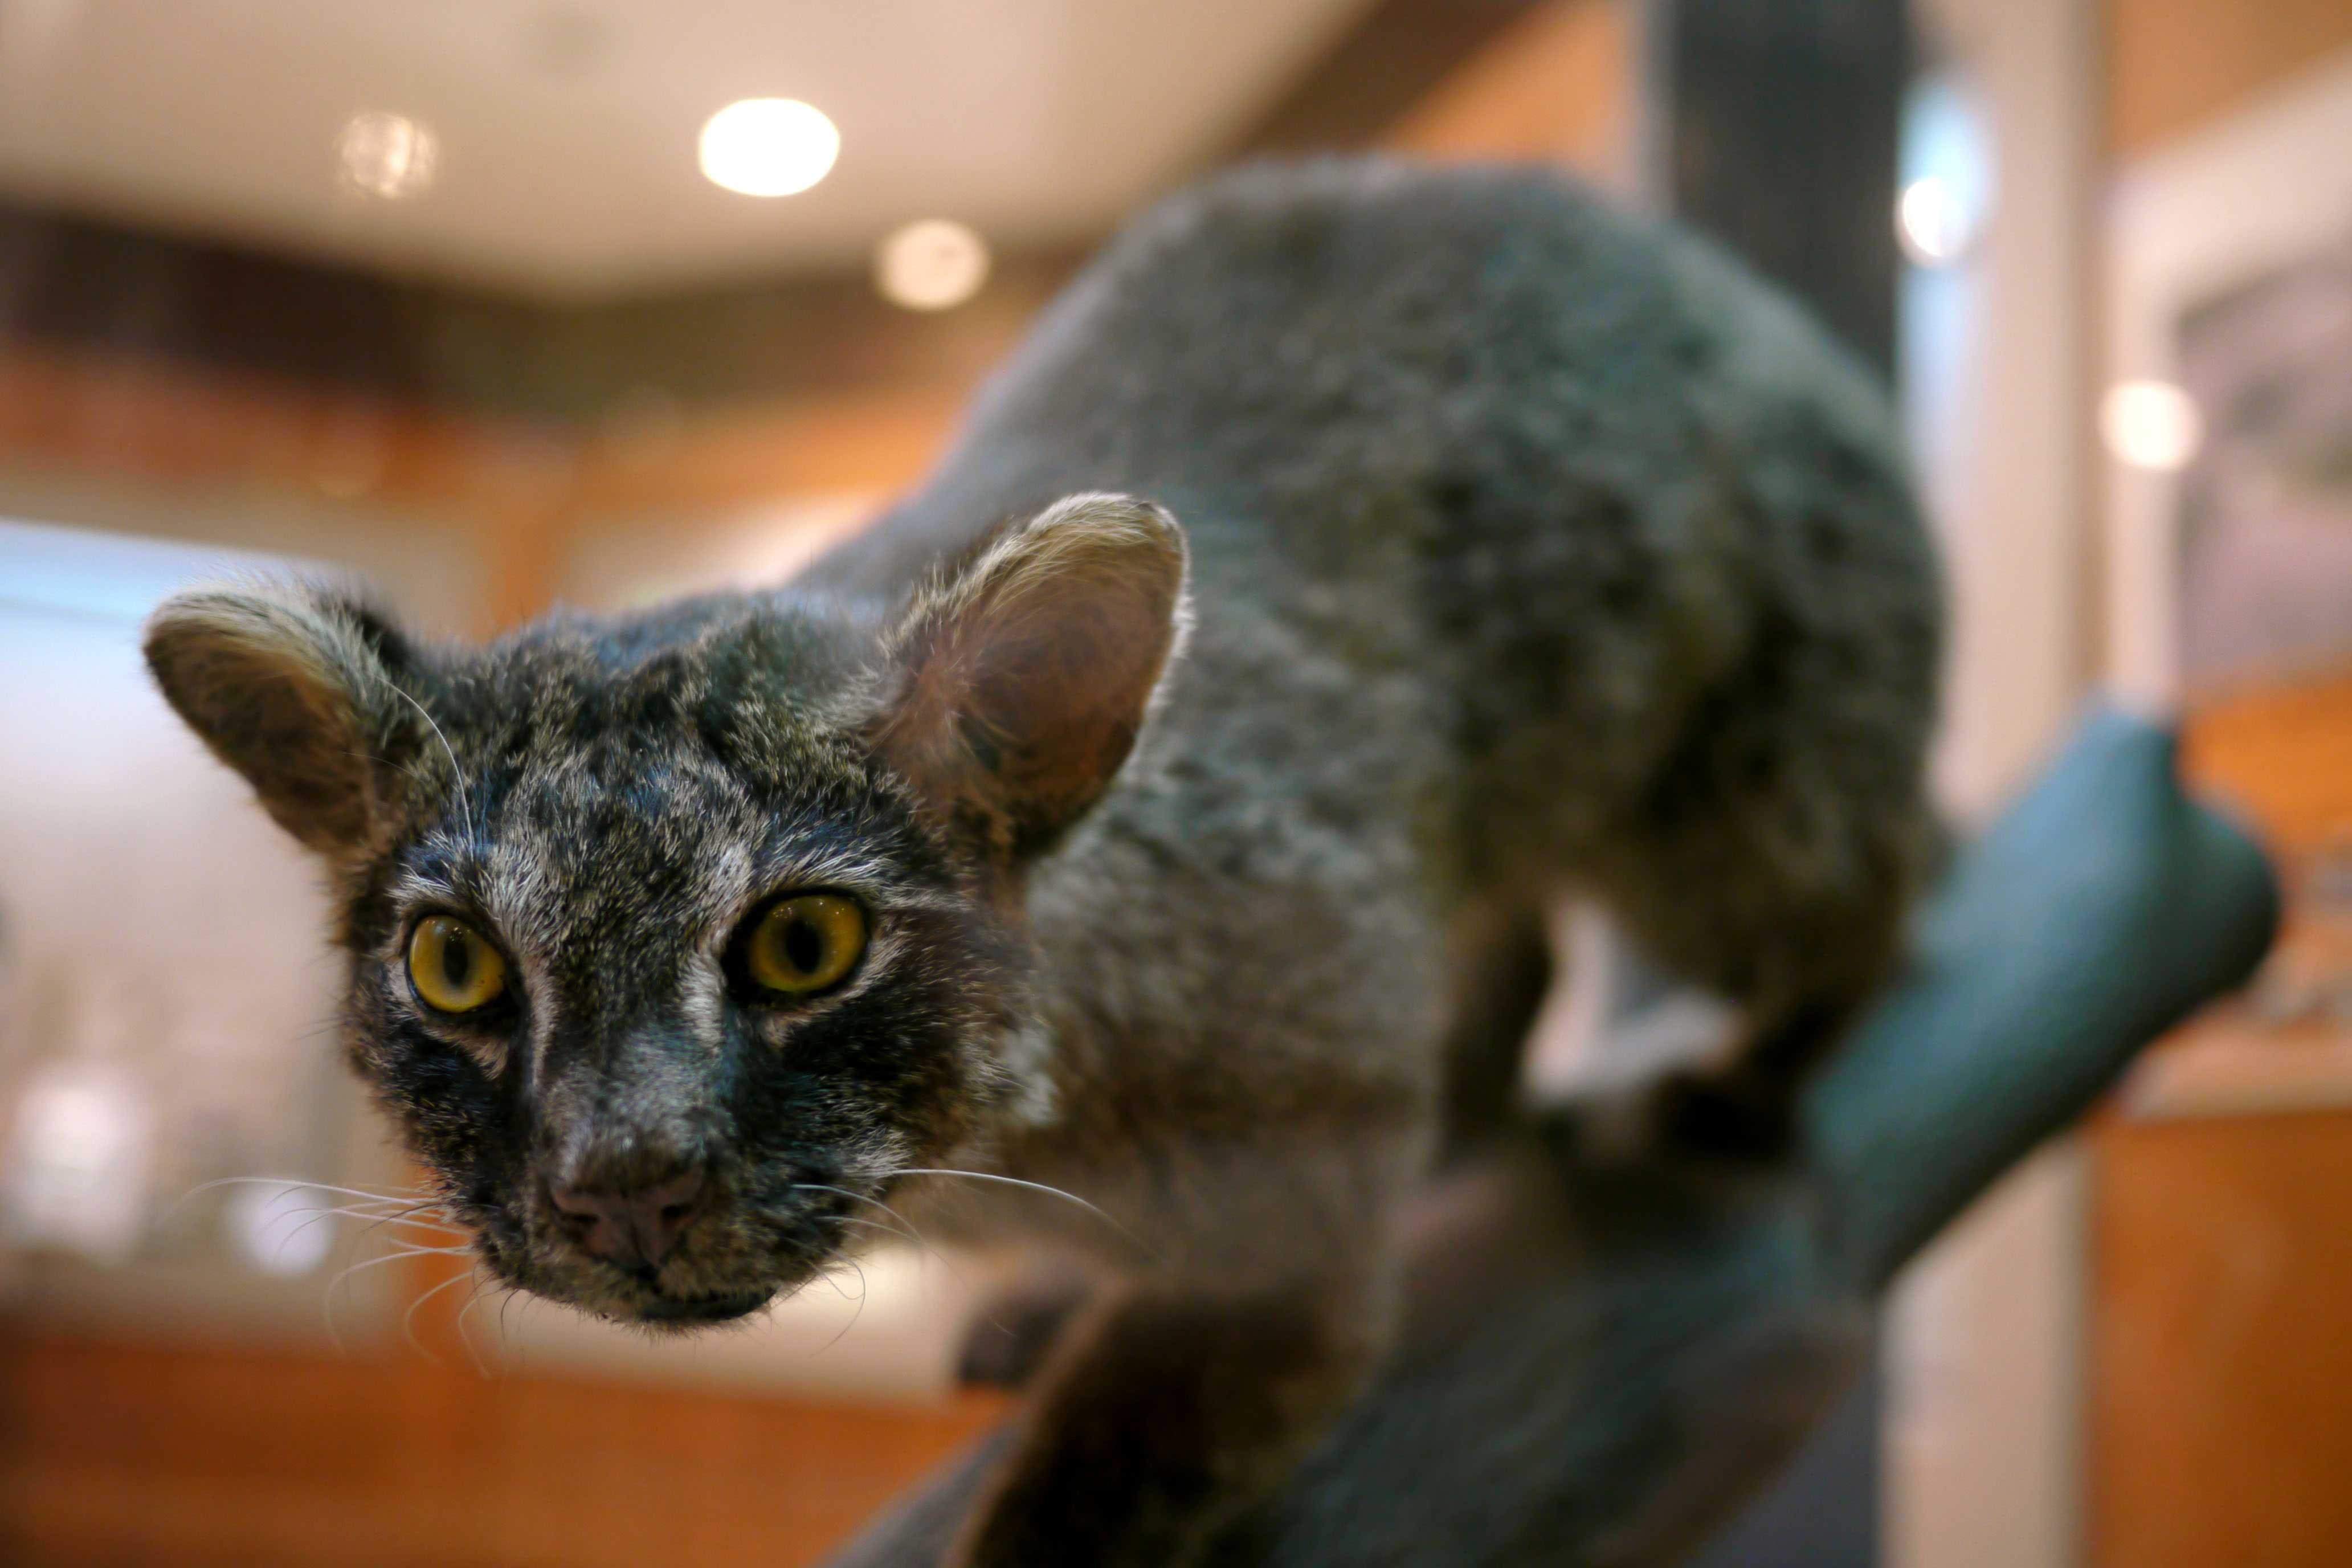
144 160 1938 1566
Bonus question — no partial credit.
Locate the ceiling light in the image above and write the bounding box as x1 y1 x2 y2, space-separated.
338 111 438 200
875 219 990 311
1897 75 1992 267
699 99 839 198
1897 177 1969 265
2101 381 2203 472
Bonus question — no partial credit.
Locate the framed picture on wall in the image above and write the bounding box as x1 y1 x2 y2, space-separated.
2104 45 2352 1116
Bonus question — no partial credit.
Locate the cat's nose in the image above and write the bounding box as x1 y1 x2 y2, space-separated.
545 1166 709 1272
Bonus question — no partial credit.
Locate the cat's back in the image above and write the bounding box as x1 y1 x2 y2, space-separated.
818 159 1934 852
805 159 1939 1154
815 158 1912 629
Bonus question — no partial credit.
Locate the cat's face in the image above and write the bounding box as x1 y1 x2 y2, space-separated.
146 496 1185 1326
332 623 1025 1325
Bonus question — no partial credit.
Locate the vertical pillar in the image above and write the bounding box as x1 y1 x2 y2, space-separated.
1652 0 1909 378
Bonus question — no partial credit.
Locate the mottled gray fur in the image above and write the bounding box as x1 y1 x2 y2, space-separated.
145 161 1938 1567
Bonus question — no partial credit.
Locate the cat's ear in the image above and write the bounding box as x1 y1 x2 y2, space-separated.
872 492 1189 859
144 581 423 856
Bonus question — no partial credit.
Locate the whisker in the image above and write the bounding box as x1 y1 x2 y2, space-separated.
350 1208 468 1238
324 1245 473 1300
270 1203 466 1250
496 1287 521 1365
823 1212 922 1249
379 676 479 850
814 1208 987 1304
794 1182 934 1250
453 1280 496 1379
169 1180 468 1305
244 1202 468 1285
172 1177 435 1216
877 1168 1146 1251
285 1201 415 1222
814 1258 871 1355
796 1181 993 1290
320 1239 469 1354
402 1266 480 1364
313 1194 455 1216
260 1206 374 1267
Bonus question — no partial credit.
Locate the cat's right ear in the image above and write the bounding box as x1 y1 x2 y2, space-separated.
143 582 422 856
871 493 1188 862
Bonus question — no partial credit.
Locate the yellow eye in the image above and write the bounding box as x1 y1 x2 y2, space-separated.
745 894 865 996
407 916 508 1014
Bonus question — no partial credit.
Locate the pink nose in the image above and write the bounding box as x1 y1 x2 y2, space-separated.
546 1166 709 1272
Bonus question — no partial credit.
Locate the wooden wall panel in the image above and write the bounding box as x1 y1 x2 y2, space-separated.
1383 0 1632 183
2108 0 2352 156
0 346 959 631
0 1326 1003 1568
2180 671 2352 855
2093 0 2352 1546
2090 1112 2352 1566
2091 669 2352 1564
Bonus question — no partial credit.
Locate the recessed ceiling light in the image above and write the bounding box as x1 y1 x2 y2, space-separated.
875 219 990 311
1897 177 1971 266
699 99 839 198
1896 77 1993 269
338 111 438 200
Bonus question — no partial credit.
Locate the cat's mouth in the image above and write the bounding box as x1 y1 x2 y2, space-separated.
472 1214 808 1330
629 1287 775 1326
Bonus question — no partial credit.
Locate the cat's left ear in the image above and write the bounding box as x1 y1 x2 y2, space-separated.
872 492 1189 860
143 580 426 857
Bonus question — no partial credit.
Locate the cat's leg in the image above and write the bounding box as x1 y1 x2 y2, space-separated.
951 1275 1388 1568
1432 895 1555 1159
1583 675 1941 1156
950 1130 1413 1568
1513 895 1749 1159
955 1258 1097 1391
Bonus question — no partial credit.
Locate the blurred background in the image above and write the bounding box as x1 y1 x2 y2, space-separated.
1 0 2349 1563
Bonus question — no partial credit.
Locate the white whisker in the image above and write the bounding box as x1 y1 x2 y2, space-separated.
381 675 479 850
825 1212 919 1248
324 1243 473 1308
271 1203 465 1251
402 1265 480 1364
173 1177 435 1213
320 1239 467 1354
878 1167 1145 1251
453 1281 497 1379
807 1194 987 1300
795 1181 933 1247
814 1258 871 1355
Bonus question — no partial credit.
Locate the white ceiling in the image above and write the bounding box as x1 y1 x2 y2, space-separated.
0 0 1370 300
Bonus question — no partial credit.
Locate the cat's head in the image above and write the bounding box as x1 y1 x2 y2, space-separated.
145 494 1186 1326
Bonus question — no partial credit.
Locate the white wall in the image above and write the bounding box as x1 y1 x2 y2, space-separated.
1884 0 2100 1564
